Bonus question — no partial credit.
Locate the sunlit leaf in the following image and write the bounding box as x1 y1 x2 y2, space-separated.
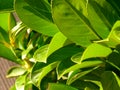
80 43 112 62
7 66 26 78
95 21 120 48
52 0 112 46
15 75 27 90
33 45 49 63
15 0 59 36
0 13 10 31
47 32 67 57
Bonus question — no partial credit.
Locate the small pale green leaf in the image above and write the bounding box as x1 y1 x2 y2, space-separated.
71 52 83 63
80 43 112 62
15 75 26 90
48 83 78 90
15 0 59 36
7 66 26 78
33 45 49 63
101 71 120 90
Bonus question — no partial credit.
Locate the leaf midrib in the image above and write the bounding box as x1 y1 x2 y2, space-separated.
64 0 101 39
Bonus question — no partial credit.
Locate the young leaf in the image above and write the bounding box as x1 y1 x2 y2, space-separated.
48 83 78 90
15 0 59 36
7 66 26 78
15 75 27 90
101 71 120 90
33 44 49 63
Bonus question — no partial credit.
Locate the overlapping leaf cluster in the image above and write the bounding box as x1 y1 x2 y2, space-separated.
0 0 120 90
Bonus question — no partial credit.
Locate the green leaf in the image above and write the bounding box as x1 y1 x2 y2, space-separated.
15 0 59 36
10 85 16 90
15 75 27 90
0 0 14 12
71 52 83 63
107 0 120 17
101 71 120 90
48 83 78 90
0 27 9 43
52 0 110 46
33 32 67 63
0 13 10 31
71 80 100 90
47 32 67 57
57 59 103 79
106 50 120 71
107 21 120 47
31 62 58 89
67 66 99 85
10 22 28 50
0 43 20 64
95 21 120 48
89 0 119 28
80 43 112 62
7 66 26 78
47 44 83 63
72 43 112 63
33 45 49 63
8 13 16 30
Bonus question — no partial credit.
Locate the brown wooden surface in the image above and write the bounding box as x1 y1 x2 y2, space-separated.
0 58 16 90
